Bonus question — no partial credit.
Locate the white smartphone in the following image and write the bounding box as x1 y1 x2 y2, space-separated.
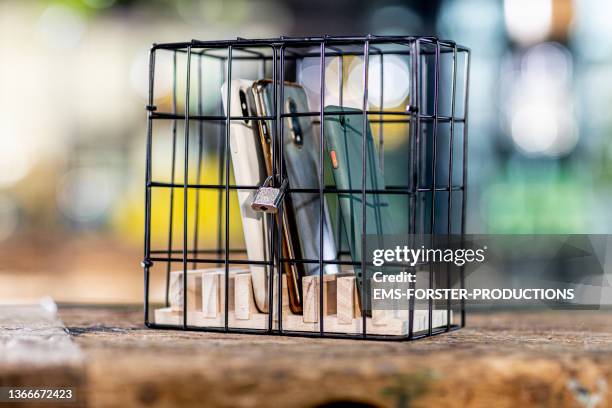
221 80 270 313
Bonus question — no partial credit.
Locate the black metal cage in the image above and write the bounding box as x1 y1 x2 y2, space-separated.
143 35 470 340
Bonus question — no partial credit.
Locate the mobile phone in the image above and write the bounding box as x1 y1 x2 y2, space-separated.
323 106 394 312
221 80 270 313
252 80 340 312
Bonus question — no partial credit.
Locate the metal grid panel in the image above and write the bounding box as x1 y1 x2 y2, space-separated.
143 35 470 341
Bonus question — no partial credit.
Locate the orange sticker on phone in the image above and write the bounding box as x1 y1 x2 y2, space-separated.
330 150 338 169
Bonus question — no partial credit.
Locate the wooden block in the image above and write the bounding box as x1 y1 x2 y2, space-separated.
302 275 337 324
169 272 181 310
352 279 362 318
154 307 270 329
337 271 362 319
161 269 454 335
324 275 337 316
169 270 202 312
234 273 258 320
168 270 187 311
155 306 453 335
214 270 241 316
371 309 391 326
371 279 390 326
201 273 220 318
337 276 356 324
170 267 249 313
370 273 410 326
186 273 202 312
302 276 319 323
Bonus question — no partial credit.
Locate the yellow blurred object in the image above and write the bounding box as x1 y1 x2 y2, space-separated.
111 155 244 250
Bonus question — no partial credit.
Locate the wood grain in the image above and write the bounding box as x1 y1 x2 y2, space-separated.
168 270 202 312
337 275 356 323
302 275 337 323
7 305 612 407
50 307 612 408
302 275 319 323
233 273 258 320
201 273 220 318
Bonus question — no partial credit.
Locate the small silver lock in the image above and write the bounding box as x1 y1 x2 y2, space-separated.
251 176 288 213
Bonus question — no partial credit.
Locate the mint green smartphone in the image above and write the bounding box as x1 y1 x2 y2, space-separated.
323 106 393 312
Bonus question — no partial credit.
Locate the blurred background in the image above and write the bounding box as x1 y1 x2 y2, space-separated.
0 0 610 304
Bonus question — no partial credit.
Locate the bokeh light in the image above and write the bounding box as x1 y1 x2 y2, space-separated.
37 4 86 50
502 42 578 157
0 131 32 188
511 104 577 156
299 54 410 109
346 55 410 109
504 0 552 46
366 55 411 108
57 167 115 224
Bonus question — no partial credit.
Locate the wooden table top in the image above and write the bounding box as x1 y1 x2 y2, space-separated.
3 305 612 407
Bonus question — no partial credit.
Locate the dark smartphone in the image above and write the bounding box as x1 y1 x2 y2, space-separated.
253 80 340 314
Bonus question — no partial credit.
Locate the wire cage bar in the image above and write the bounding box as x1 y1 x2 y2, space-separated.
143 35 470 341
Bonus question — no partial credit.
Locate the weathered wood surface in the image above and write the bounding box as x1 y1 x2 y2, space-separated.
0 304 85 407
5 306 612 407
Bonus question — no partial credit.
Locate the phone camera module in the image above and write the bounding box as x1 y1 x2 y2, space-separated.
287 98 303 146
239 90 249 125
261 122 271 144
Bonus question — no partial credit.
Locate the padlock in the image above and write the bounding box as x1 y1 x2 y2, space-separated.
251 176 288 213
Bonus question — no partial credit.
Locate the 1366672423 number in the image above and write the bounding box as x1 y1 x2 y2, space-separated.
4 388 74 401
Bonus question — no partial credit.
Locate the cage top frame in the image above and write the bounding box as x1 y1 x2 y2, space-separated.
150 35 470 54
